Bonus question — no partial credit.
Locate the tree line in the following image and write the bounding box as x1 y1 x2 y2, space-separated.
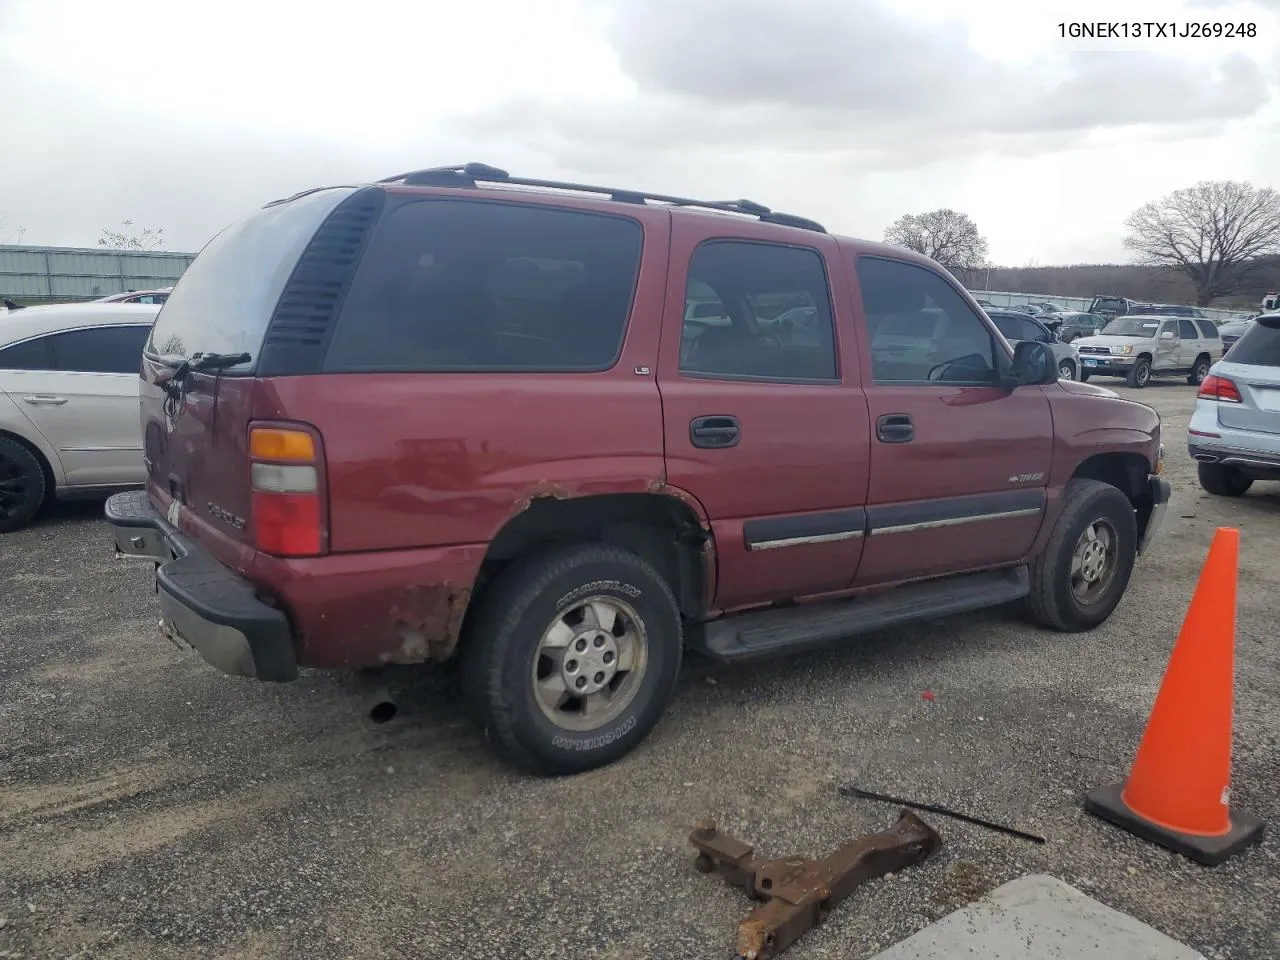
885 180 1280 308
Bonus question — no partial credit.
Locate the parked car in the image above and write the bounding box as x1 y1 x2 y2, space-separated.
1054 312 1110 344
986 309 1081 380
1087 296 1137 320
93 287 172 305
1073 314 1222 388
1188 313 1280 496
1010 303 1048 317
104 162 1170 775
1217 317 1253 353
0 303 157 531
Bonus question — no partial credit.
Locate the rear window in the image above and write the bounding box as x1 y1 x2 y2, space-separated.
1194 319 1219 339
1091 298 1127 311
145 187 355 369
322 199 643 373
1225 320 1280 366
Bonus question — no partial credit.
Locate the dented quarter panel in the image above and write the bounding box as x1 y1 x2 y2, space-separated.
248 542 488 668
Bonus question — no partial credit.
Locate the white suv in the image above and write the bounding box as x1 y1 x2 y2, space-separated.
1072 314 1223 388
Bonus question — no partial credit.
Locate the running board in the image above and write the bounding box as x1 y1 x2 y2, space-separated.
690 566 1030 663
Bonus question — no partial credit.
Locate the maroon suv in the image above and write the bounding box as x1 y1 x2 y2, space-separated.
106 163 1170 774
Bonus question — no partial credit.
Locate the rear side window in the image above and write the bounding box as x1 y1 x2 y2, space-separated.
146 187 355 368
50 325 151 374
0 336 53 370
1195 319 1219 339
679 241 837 382
323 199 643 373
1178 319 1198 340
1225 321 1280 366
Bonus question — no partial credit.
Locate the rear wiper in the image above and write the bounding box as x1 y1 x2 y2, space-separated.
189 351 251 372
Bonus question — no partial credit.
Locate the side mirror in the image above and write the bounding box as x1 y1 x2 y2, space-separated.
1161 331 1176 340
1005 340 1057 388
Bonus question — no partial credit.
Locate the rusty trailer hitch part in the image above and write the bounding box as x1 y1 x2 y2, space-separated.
689 810 942 960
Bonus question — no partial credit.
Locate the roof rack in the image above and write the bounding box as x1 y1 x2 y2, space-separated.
375 162 827 233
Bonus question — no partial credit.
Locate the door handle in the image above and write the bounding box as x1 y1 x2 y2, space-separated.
876 413 914 443
22 395 68 405
690 415 740 449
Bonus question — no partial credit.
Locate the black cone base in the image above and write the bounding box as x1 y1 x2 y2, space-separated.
1085 782 1265 866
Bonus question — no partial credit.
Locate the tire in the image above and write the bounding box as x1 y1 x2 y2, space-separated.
1058 360 1075 381
1126 357 1152 388
1025 478 1137 632
1187 355 1211 386
0 436 48 533
1197 462 1253 497
1078 369 1090 382
460 542 683 775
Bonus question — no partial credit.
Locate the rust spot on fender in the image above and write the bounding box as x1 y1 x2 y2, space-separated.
382 583 473 664
508 480 574 520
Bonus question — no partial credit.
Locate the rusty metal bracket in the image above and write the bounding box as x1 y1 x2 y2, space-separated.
690 810 942 960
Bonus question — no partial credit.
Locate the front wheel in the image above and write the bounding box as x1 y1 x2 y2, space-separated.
1025 479 1137 632
1126 358 1152 388
1198 462 1253 497
1058 360 1076 381
460 542 683 775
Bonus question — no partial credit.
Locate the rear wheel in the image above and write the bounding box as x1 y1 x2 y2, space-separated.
1126 357 1152 388
1187 355 1211 386
1197 462 1253 497
461 542 683 775
0 437 47 533
1058 360 1076 381
1025 479 1137 632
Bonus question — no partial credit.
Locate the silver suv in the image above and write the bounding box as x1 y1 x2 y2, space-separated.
1189 313 1280 496
1073 314 1222 388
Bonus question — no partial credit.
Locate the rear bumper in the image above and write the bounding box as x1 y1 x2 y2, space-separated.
105 490 298 682
1189 441 1280 478
1138 475 1171 557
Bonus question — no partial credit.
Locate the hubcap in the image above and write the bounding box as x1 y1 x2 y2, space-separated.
0 454 34 521
1070 519 1118 604
1059 363 1074 380
1136 365 1149 385
532 595 647 732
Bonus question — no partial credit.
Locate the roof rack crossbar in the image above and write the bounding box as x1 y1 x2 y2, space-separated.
376 163 827 233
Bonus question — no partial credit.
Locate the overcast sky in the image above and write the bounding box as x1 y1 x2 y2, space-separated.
2 0 1277 265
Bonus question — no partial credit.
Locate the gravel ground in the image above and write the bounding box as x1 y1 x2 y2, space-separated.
1 381 1277 960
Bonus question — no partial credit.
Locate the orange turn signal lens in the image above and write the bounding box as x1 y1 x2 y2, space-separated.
249 427 316 462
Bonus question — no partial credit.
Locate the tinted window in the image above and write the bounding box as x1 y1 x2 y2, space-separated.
0 335 53 370
1224 320 1280 366
50 325 151 374
857 256 996 384
1178 319 1198 340
679 241 836 381
324 199 642 373
146 186 355 368
1195 319 1219 339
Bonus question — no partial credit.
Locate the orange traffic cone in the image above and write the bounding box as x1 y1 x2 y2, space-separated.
1085 527 1265 865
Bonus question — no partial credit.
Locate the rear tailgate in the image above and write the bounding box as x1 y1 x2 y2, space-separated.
141 186 358 569
1212 319 1280 437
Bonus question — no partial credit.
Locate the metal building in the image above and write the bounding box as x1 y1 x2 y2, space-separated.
0 245 196 304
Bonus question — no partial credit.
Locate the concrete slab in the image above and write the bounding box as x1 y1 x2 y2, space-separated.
868 874 1206 960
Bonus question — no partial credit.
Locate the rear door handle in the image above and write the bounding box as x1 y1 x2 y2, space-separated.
876 413 914 443
23 395 68 405
690 415 740 449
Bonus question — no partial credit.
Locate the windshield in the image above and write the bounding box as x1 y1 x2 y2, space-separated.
1101 317 1162 337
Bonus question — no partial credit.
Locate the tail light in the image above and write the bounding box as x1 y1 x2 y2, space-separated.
248 424 326 557
1197 375 1242 403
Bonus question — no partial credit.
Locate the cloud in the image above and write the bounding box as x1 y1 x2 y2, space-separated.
450 0 1272 173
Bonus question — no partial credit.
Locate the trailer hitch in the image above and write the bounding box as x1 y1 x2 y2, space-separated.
690 809 942 960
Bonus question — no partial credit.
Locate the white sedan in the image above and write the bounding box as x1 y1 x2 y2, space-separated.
0 302 159 532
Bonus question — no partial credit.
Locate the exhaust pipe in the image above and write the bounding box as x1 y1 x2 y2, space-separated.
363 687 398 724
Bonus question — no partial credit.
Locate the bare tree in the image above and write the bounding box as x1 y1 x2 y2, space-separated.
0 216 25 244
1123 181 1280 306
98 219 166 251
884 209 990 276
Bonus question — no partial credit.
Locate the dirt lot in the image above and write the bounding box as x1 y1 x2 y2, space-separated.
1 381 1277 960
